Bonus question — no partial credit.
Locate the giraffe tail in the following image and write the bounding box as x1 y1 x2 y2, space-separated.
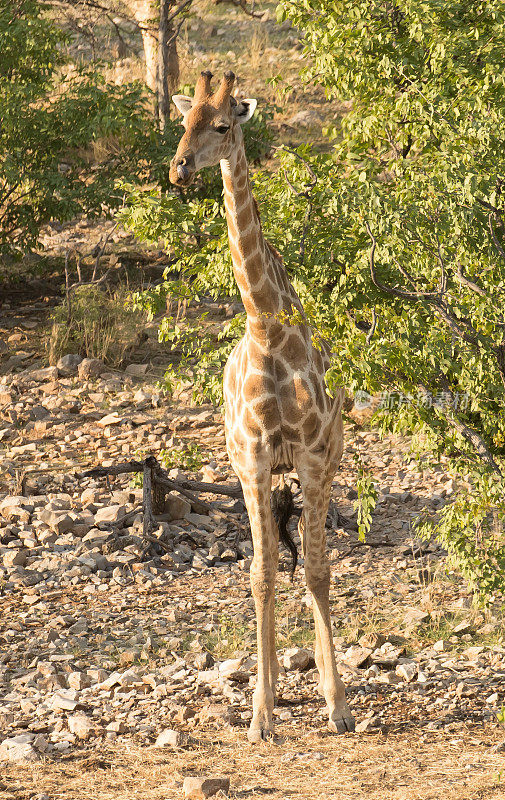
271 477 298 580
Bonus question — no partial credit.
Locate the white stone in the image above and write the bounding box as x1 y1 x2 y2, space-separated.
183 776 230 799
395 662 418 683
343 646 372 669
94 504 126 523
154 728 184 748
57 354 82 376
68 713 95 739
97 413 122 427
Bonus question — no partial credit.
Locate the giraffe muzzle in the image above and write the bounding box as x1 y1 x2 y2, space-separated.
170 155 195 187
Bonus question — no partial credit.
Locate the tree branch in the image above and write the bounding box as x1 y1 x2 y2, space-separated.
365 221 439 300
455 262 488 298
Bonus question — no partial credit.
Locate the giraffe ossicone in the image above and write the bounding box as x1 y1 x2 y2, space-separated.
170 70 355 741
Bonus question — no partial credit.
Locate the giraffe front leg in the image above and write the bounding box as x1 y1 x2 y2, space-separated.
239 473 278 743
249 571 276 742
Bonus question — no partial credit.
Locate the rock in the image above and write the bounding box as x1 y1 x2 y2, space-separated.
118 649 139 667
183 776 230 799
403 607 430 628
99 671 122 690
187 512 213 531
154 728 185 748
219 657 252 680
371 643 404 667
164 494 191 522
39 510 89 535
50 691 79 711
194 652 214 670
172 544 193 564
67 671 91 690
375 670 402 685
94 504 126 523
198 704 236 727
106 720 127 733
358 632 386 650
3 548 29 568
68 713 95 739
29 404 51 421
343 646 372 669
355 716 380 732
56 354 83 376
125 363 148 377
78 358 105 378
433 639 450 652
81 487 101 504
283 648 314 671
0 740 40 763
97 413 122 427
208 542 223 561
395 662 417 683
31 366 59 382
220 548 237 563
453 621 473 636
0 496 34 523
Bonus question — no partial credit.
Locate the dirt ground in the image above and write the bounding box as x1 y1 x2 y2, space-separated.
3 728 505 800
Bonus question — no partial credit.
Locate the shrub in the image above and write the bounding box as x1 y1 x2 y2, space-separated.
0 0 178 254
48 284 144 366
122 1 505 600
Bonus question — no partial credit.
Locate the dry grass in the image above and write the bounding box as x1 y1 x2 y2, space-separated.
2 727 503 800
47 284 145 367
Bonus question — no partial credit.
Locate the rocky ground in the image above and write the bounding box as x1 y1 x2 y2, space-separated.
0 295 504 800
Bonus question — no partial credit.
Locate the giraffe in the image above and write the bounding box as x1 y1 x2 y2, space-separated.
169 70 355 742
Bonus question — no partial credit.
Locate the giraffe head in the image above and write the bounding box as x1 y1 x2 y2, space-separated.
169 70 257 187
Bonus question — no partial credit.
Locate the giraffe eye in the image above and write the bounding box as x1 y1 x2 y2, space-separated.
215 124 230 134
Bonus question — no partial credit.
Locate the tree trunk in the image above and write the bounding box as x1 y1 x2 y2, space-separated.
129 0 158 93
127 0 180 127
158 0 180 129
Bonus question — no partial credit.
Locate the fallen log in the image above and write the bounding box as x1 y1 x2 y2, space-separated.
78 458 243 499
77 455 247 550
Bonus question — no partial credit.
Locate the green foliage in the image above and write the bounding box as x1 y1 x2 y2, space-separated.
123 2 505 599
159 441 208 472
0 0 179 254
416 472 505 599
48 284 143 365
273 0 505 601
354 455 379 542
158 313 245 405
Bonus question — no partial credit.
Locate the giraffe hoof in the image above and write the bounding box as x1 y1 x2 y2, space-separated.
247 724 274 744
328 714 355 734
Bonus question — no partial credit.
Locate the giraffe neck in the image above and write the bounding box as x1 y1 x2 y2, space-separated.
220 128 301 344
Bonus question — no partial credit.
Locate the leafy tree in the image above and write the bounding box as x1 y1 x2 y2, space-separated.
123 2 505 600
0 0 176 254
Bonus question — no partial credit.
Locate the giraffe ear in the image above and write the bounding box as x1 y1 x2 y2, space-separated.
233 98 257 125
172 95 193 116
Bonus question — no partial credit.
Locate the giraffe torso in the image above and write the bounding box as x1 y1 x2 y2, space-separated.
223 315 344 476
